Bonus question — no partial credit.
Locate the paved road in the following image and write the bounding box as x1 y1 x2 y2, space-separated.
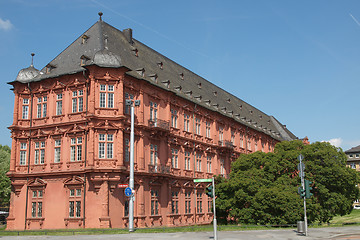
1 226 360 240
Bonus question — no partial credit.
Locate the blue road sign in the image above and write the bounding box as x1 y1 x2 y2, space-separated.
125 187 133 197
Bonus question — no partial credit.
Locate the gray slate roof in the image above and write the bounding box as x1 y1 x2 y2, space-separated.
345 145 360 154
11 19 297 142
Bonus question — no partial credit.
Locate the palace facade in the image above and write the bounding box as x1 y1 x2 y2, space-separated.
7 14 297 230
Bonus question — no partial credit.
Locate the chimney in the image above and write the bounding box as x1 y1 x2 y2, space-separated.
123 28 133 44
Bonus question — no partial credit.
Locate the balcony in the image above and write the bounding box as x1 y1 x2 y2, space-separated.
218 140 234 149
148 164 170 174
148 119 170 131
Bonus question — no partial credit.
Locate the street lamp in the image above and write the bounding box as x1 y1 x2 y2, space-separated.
125 99 140 232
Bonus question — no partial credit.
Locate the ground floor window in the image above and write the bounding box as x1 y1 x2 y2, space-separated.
196 192 203 213
151 190 159 215
69 188 82 218
124 200 129 217
171 191 179 214
185 191 191 214
31 189 43 218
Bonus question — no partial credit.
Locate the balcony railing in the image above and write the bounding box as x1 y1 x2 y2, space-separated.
148 119 170 131
218 140 234 149
148 164 170 174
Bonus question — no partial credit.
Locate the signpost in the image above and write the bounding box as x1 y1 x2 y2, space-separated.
297 154 308 236
118 184 128 188
124 187 133 197
194 178 217 240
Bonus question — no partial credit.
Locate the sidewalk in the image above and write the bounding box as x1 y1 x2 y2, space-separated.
1 226 360 240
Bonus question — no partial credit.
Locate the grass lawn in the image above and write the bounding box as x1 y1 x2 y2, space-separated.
330 209 360 224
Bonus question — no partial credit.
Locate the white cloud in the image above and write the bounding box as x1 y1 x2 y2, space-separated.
0 18 13 31
323 138 343 148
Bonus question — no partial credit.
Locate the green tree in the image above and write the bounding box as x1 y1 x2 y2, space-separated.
216 140 360 224
0 145 11 207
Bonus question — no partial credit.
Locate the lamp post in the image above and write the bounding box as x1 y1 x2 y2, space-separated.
125 99 140 232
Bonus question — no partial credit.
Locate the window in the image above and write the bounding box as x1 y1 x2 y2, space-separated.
34 141 45 164
208 196 212 213
240 133 244 148
99 84 114 108
196 192 203 213
72 90 84 113
171 148 178 168
220 158 225 175
196 152 202 172
195 118 201 135
351 163 356 169
31 190 43 218
150 101 158 121
171 109 178 128
151 190 159 215
150 144 158 165
124 200 129 217
185 191 191 214
69 188 82 218
206 155 212 173
36 97 47 118
219 126 224 142
124 138 130 162
185 151 191 170
56 93 63 115
22 98 29 119
231 130 235 145
171 191 179 214
255 141 258 151
54 139 61 163
99 134 113 159
356 154 360 158
248 139 251 150
124 92 134 114
206 121 211 138
20 142 27 165
70 137 82 161
184 114 190 132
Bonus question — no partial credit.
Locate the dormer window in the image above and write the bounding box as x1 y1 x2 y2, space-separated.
184 90 192 97
179 73 184 80
157 62 163 69
131 48 139 57
174 86 182 92
197 83 202 89
136 68 145 77
194 95 202 102
204 100 211 106
161 80 170 88
213 91 217 96
45 64 56 74
80 55 90 66
81 35 89 44
226 98 231 103
149 74 158 82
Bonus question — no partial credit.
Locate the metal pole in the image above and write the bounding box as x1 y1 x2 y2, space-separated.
129 103 135 232
300 157 308 236
212 177 217 240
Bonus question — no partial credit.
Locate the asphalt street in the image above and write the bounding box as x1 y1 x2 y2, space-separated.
1 226 360 240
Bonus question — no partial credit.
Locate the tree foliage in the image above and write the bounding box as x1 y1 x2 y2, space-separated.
0 145 11 207
215 140 360 225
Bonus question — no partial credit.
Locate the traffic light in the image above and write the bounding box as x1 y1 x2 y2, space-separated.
206 185 213 198
305 179 313 199
298 186 305 198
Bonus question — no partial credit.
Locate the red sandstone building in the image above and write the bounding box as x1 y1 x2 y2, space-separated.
7 14 297 230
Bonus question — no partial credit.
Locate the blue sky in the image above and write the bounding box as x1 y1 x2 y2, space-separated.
1 0 360 151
